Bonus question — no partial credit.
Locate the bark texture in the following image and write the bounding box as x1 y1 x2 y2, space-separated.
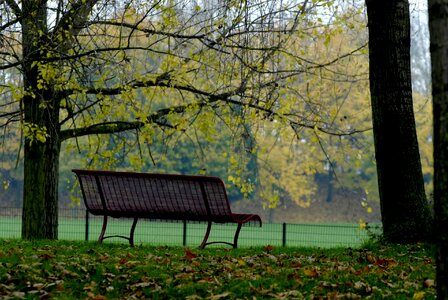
21 0 60 239
428 0 448 297
365 0 432 243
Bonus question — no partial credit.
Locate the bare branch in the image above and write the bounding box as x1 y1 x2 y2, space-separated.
4 0 21 18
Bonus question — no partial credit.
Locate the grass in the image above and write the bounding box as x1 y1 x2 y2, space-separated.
0 239 436 299
0 215 373 248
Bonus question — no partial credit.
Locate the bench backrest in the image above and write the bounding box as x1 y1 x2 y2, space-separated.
73 169 233 221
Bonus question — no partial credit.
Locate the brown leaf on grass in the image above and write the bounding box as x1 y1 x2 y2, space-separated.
38 253 55 260
250 284 273 295
179 266 194 273
290 262 303 268
31 283 44 290
266 254 278 262
207 292 230 299
354 265 371 275
185 249 198 261
303 267 319 278
10 291 25 299
424 279 435 288
83 281 97 292
374 258 397 269
134 290 143 298
263 245 274 253
270 290 302 299
354 281 365 290
366 254 376 264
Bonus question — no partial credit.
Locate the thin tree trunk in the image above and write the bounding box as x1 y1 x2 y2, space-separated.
428 0 448 297
326 162 334 203
365 0 432 243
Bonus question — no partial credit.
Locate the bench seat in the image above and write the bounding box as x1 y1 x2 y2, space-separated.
73 169 262 248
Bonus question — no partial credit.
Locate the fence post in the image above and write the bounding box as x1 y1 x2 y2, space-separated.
85 210 89 241
282 223 287 247
183 220 187 246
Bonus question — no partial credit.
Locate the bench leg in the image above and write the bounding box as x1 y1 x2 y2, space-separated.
129 218 138 247
233 223 242 249
200 221 212 249
98 215 108 243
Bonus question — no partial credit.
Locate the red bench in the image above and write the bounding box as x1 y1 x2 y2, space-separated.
73 169 262 248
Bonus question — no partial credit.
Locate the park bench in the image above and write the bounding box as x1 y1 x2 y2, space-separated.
72 169 262 249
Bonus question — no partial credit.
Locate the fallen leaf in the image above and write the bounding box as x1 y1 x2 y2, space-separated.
303 267 319 278
185 249 197 261
39 253 55 260
264 245 274 253
83 281 97 292
375 258 397 268
366 254 376 264
424 279 435 288
10 291 25 299
290 262 302 268
413 291 426 299
208 292 230 299
266 254 278 262
354 281 365 289
135 290 143 298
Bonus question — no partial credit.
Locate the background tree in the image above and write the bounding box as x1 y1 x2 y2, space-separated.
428 0 448 297
365 0 432 243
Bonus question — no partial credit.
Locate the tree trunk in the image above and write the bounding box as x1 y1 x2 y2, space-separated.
22 135 60 239
428 0 448 297
326 162 334 203
21 0 61 239
365 0 432 243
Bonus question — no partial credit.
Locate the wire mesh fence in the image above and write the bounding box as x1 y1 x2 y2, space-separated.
0 207 377 248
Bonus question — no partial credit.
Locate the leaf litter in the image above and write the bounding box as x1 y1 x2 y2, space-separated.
0 240 436 299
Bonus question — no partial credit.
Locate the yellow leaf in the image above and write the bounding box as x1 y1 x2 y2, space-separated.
303 268 319 278
359 219 367 230
413 291 425 299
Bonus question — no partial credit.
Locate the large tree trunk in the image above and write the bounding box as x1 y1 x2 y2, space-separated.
428 0 448 297
365 0 432 243
22 134 60 239
21 0 61 239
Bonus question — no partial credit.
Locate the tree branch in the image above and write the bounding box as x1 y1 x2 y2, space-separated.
59 100 213 141
52 0 100 52
4 0 21 18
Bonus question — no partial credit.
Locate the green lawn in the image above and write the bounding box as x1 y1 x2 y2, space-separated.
0 240 436 299
0 215 373 248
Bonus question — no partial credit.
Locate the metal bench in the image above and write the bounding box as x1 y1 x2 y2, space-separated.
72 169 262 248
